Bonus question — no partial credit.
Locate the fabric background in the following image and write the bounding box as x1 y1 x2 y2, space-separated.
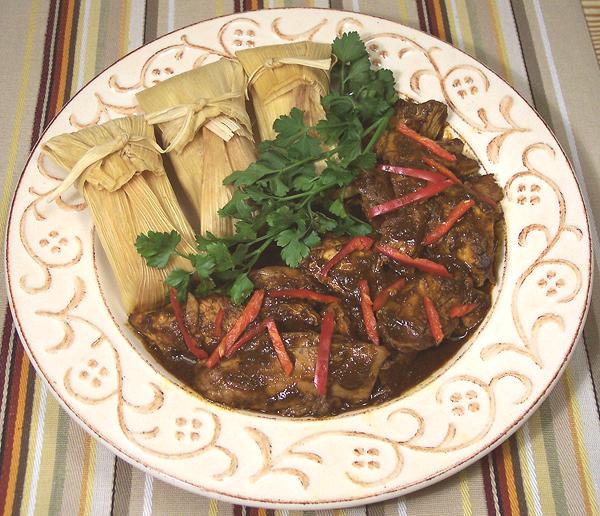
1 1 599 515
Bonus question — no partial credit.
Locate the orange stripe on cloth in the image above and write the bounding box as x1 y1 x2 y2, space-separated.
432 0 447 41
2 356 31 515
501 440 522 515
55 0 75 110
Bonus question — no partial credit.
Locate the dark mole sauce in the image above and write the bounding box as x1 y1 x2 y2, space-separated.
138 287 489 417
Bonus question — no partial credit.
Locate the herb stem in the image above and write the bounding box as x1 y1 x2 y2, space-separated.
246 238 274 270
364 110 394 154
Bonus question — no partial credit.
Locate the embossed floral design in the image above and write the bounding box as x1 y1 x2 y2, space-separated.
481 144 583 368
367 43 388 68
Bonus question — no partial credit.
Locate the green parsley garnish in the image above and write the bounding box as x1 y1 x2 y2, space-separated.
135 32 398 304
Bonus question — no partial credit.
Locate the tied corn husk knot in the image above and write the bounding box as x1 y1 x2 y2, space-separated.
236 41 332 141
144 91 246 153
136 59 256 238
41 115 196 314
244 56 333 99
46 131 164 202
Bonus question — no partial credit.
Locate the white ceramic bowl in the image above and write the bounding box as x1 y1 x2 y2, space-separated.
5 8 592 509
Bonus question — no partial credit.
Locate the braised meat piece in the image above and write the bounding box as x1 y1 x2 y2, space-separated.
129 294 241 357
250 267 323 331
260 298 321 332
465 173 504 205
377 108 480 182
194 332 389 416
439 139 481 179
392 98 448 139
129 304 190 362
249 266 317 290
422 178 502 286
356 170 427 258
375 127 427 167
301 236 387 297
376 273 487 353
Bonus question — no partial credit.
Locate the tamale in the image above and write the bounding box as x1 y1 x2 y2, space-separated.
41 115 196 314
136 58 256 237
236 41 332 141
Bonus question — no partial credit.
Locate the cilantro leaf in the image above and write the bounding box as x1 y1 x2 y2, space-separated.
135 230 181 269
165 268 191 302
205 242 234 272
189 253 215 278
281 236 310 268
229 274 254 305
329 198 347 217
332 31 366 63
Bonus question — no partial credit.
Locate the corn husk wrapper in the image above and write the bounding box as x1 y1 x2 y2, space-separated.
136 58 256 237
236 41 331 141
41 116 196 314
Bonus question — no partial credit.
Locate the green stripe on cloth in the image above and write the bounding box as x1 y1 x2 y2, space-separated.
0 1 599 515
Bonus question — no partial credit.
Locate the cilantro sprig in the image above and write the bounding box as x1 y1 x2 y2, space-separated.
135 32 398 304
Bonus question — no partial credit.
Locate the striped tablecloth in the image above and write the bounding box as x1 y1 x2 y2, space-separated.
1 1 599 515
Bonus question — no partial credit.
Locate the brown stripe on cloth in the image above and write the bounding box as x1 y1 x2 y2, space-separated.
145 0 160 44
415 0 429 33
481 454 499 516
439 0 453 44
0 330 28 514
12 359 37 515
63 0 80 101
31 0 59 144
50 0 75 114
491 447 509 516
0 312 16 433
425 0 438 36
46 0 68 117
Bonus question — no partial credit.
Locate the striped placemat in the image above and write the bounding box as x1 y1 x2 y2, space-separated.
1 1 599 515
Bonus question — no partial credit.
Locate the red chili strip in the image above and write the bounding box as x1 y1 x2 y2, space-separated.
368 180 453 218
320 236 374 278
372 277 406 312
214 307 225 340
377 164 446 183
422 157 461 184
422 200 475 246
423 295 444 345
268 289 339 304
314 309 335 396
375 244 451 278
449 303 478 318
206 289 265 368
169 288 208 360
266 320 294 376
358 280 380 345
396 122 457 162
224 318 271 358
